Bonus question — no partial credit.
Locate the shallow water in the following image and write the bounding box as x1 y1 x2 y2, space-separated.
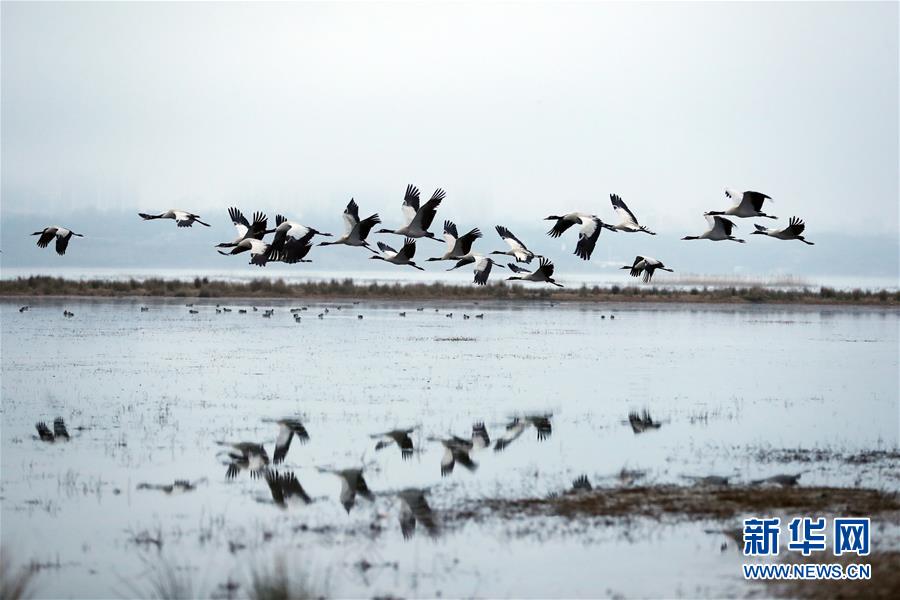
1 299 898 598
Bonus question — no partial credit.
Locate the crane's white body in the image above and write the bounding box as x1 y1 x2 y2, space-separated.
270 215 331 250
371 239 424 270
319 199 380 250
218 238 280 266
429 220 482 261
448 254 504 285
378 185 444 240
217 208 267 247
621 255 674 283
683 214 746 243
708 189 776 219
751 217 814 245
545 212 616 260
506 258 563 287
139 209 210 227
492 225 538 263
609 194 655 234
32 226 83 255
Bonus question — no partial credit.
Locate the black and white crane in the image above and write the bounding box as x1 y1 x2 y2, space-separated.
216 208 268 248
318 467 375 513
427 221 482 262
545 213 617 260
35 418 70 442
620 256 674 283
429 424 489 477
491 225 539 263
682 215 746 243
217 238 281 266
609 194 656 234
269 215 332 251
276 238 315 264
32 227 84 256
432 436 478 477
494 414 552 452
318 199 381 252
376 184 444 242
370 239 425 271
262 418 310 464
708 189 776 219
396 488 439 539
506 258 564 287
750 217 814 245
628 410 662 434
447 255 504 285
138 209 210 227
218 441 270 479
264 470 313 507
371 428 416 460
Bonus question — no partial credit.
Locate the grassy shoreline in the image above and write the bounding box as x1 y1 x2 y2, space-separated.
0 275 897 305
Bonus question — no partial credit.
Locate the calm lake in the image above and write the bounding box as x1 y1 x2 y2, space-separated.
1 299 898 598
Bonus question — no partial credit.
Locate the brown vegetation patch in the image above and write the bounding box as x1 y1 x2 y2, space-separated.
455 486 900 522
1 276 898 305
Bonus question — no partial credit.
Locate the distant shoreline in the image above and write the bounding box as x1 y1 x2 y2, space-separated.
0 276 897 306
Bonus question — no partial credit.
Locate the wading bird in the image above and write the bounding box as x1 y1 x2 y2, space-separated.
264 470 313 507
318 467 375 513
427 221 482 262
35 418 70 442
138 209 210 227
506 258 563 287
432 436 478 477
371 428 416 460
572 475 593 492
620 256 674 283
216 208 268 248
750 217 814 245
429 423 489 477
396 488 439 539
683 475 731 486
32 227 84 256
136 478 206 495
318 199 381 252
682 215 745 243
494 414 552 451
376 184 444 242
370 239 425 271
545 213 617 260
273 238 314 264
262 418 310 464
447 255 504 285
609 194 655 234
218 441 270 479
751 473 804 487
491 225 539 263
708 189 776 219
217 238 281 266
628 410 662 434
269 215 332 251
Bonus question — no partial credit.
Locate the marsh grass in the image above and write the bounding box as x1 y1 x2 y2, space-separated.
247 559 327 600
0 553 36 600
456 485 900 522
1 276 896 305
120 556 197 600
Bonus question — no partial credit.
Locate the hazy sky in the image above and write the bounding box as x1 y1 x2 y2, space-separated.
1 2 898 246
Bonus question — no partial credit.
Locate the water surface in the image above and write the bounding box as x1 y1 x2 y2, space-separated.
1 299 897 598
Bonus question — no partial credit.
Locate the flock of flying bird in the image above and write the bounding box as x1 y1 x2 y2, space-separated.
35 407 803 540
31 185 814 286
35 413 555 539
